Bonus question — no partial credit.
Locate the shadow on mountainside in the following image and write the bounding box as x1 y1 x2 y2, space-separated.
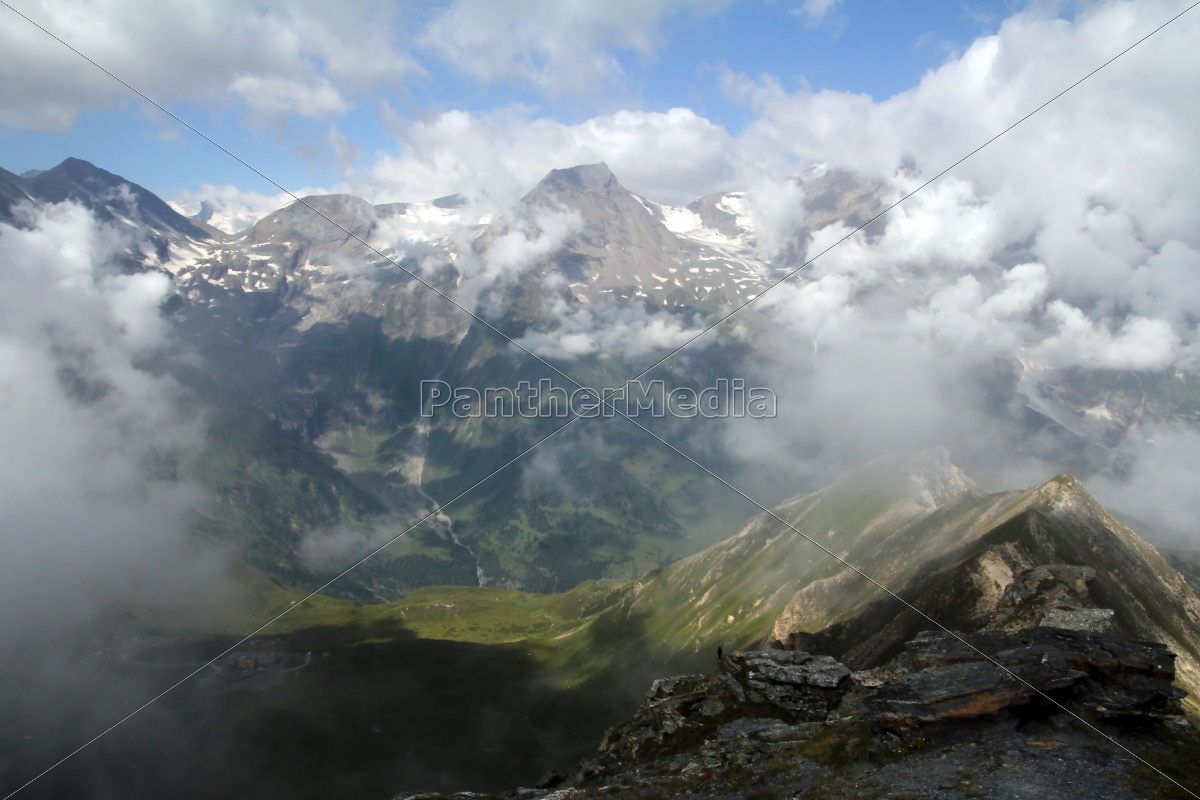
0 617 657 800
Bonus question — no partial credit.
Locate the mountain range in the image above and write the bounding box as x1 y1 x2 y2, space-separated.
3 156 1199 606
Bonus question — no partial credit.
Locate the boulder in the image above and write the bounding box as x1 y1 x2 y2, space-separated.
597 649 853 761
575 627 1190 793
869 627 1184 732
1017 626 1182 717
598 672 744 759
869 644 1084 732
721 649 851 720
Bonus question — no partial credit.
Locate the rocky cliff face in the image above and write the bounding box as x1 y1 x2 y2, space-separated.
519 163 776 307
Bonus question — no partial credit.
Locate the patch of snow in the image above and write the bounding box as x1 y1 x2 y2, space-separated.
660 204 703 235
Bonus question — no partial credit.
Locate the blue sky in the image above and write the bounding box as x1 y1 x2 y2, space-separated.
0 0 1030 201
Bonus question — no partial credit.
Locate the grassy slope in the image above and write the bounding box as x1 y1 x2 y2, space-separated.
162 451 1200 701
158 450 990 680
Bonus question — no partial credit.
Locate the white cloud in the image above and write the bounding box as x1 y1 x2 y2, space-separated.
0 0 733 129
743 176 808 259
1035 302 1179 371
790 0 842 27
169 185 298 234
515 300 708 361
710 0 1200 489
420 0 734 94
905 262 1049 354
0 0 418 129
0 201 209 639
362 106 735 208
439 207 583 314
1090 423 1200 543
229 75 350 119
721 1 1200 375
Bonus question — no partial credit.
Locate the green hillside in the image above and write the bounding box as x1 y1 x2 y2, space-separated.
159 448 1200 707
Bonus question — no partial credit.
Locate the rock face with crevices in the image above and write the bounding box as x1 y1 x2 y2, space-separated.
866 644 1085 732
985 564 1114 632
594 626 1188 767
597 649 853 762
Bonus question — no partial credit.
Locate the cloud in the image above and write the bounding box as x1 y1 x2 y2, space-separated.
1089 422 1200 544
452 206 584 313
169 184 305 234
708 0 1200 490
721 1 1200 370
742 175 809 260
789 0 843 27
229 75 350 119
515 300 709 361
0 0 733 130
1035 303 1179 371
0 0 418 129
420 0 734 94
362 106 736 208
0 201 211 642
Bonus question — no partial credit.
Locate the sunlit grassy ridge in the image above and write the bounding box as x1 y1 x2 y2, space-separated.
156 449 1200 707
158 450 987 681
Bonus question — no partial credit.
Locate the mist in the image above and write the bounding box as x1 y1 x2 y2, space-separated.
0 201 224 638
0 200 260 799
459 1 1200 540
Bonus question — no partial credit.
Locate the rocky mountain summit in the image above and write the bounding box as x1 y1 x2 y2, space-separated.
518 163 777 307
396 602 1198 800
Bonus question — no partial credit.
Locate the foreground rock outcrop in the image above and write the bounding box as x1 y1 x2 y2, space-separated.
865 627 1185 735
596 651 852 762
593 626 1188 761
395 624 1198 800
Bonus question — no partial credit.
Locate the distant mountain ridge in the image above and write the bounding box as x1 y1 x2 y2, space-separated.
0 157 211 244
6 157 1199 604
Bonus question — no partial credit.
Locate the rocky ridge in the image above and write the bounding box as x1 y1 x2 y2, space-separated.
395 563 1200 800
395 634 1196 800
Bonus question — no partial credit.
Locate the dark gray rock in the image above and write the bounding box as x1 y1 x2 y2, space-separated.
869 644 1085 732
596 649 854 762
